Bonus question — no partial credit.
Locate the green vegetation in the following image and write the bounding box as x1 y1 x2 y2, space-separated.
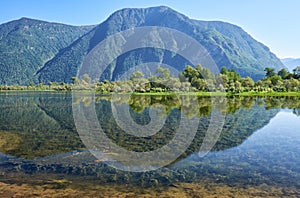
2 65 299 96
0 8 295 93
0 18 93 85
0 7 298 196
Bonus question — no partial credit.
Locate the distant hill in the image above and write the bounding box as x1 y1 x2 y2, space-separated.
0 6 286 85
281 58 300 72
0 18 93 85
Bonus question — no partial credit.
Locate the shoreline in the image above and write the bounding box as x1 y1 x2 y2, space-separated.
0 179 298 198
1 90 300 97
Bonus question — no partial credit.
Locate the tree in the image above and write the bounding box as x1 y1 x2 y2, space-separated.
235 81 242 93
183 65 199 82
215 74 228 90
195 64 213 79
191 78 207 91
219 67 241 83
277 68 290 79
37 83 44 89
241 77 255 91
255 80 264 92
83 74 91 84
48 81 58 87
178 72 186 82
264 67 276 78
293 66 300 79
130 71 144 81
156 67 170 79
220 66 228 74
71 77 80 84
269 75 282 86
284 78 300 92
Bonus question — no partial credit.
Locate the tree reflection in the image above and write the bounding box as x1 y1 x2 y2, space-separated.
1 93 300 188
0 93 299 161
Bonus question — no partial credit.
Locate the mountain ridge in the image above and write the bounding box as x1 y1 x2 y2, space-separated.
38 6 285 83
0 6 285 84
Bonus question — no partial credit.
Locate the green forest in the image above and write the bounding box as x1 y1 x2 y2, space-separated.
1 65 300 95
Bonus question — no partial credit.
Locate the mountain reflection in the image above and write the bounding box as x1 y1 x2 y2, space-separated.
1 93 298 160
1 92 300 187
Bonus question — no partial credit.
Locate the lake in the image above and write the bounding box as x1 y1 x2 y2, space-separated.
0 92 299 197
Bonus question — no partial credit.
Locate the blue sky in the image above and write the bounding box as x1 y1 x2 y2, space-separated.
1 0 300 58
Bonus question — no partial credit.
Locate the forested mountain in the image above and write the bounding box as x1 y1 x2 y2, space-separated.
0 18 93 85
0 6 285 85
38 6 285 83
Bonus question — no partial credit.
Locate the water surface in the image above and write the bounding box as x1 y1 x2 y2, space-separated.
0 92 299 197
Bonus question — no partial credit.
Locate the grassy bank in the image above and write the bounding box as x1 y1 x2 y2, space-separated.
229 91 300 96
130 91 300 96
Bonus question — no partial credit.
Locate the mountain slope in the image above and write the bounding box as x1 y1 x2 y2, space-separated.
281 58 300 72
38 6 285 83
0 18 93 85
193 20 285 78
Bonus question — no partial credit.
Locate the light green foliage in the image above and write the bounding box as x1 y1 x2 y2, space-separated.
130 71 144 82
241 77 255 92
156 67 170 79
1 65 300 94
83 74 91 84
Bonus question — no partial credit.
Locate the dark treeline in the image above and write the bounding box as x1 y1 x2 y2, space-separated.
1 65 300 93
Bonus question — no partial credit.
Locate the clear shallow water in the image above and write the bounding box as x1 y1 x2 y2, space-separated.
174 110 300 188
0 92 299 196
